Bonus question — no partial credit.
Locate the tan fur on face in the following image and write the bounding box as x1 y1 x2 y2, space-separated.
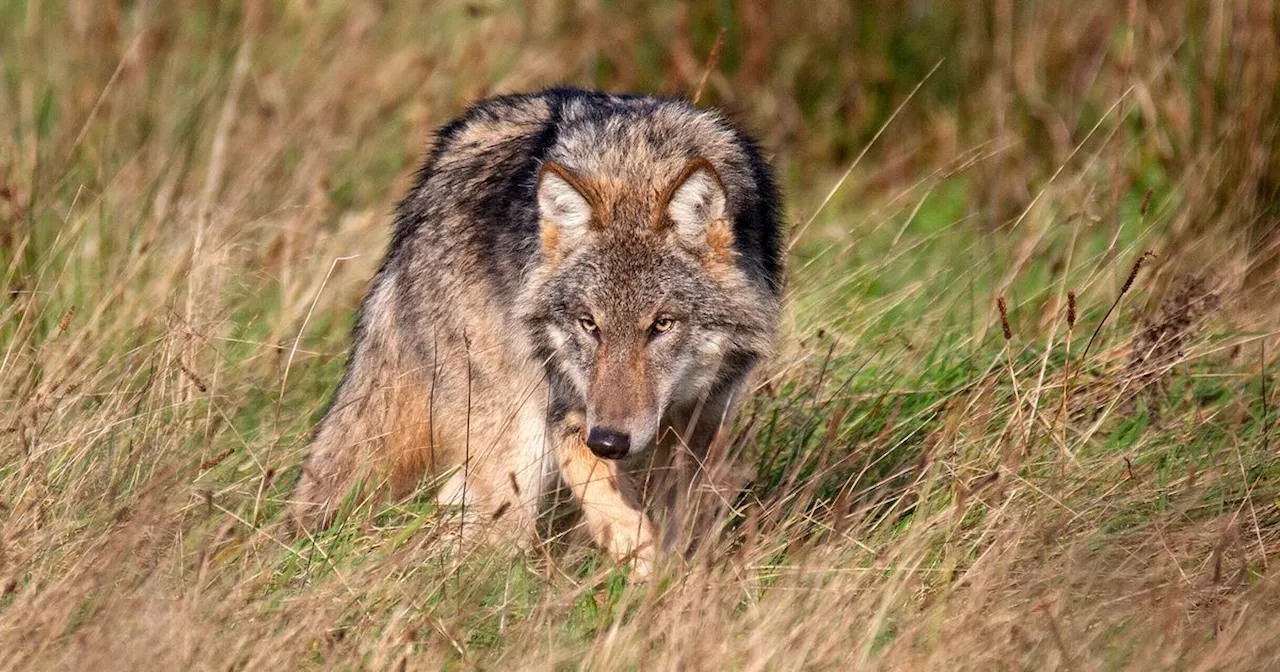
539 221 562 259
703 220 736 262
588 339 656 436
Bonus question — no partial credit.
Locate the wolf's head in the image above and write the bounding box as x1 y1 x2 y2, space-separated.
519 155 779 459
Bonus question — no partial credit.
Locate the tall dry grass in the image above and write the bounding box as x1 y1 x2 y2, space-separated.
2 1 1279 669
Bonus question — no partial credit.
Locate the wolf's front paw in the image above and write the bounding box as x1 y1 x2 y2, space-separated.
600 514 658 579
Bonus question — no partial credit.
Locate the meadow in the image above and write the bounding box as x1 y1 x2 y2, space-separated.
2 1 1279 668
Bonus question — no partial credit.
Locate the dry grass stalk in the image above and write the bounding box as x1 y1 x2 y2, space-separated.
3 2 1279 669
691 27 726 104
1080 250 1156 365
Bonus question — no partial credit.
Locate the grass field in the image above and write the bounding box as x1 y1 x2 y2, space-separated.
3 1 1279 669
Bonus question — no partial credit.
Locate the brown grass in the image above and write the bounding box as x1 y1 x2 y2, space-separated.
2 1 1280 669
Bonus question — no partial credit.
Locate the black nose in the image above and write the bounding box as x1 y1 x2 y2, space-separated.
585 427 631 459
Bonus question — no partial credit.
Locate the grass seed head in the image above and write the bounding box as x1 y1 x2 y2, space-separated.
57 306 76 334
997 296 1012 341
1121 251 1156 297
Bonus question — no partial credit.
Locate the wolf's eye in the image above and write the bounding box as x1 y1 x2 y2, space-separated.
651 317 676 335
578 316 598 334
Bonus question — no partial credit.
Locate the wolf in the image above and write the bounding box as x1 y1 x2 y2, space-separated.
291 88 783 575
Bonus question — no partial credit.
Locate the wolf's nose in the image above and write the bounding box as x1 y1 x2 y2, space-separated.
585 427 631 459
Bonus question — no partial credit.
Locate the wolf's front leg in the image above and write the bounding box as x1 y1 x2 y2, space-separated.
556 432 657 577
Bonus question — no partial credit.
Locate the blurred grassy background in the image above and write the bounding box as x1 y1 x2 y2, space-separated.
2 1 1279 669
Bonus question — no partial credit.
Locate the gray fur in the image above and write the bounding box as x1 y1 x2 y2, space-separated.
291 88 784 574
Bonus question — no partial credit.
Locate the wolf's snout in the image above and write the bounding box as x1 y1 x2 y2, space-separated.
585 427 631 459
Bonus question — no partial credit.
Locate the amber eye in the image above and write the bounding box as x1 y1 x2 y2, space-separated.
578 316 598 333
651 317 675 334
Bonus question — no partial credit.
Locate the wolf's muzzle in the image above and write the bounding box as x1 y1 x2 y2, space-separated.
585 427 631 459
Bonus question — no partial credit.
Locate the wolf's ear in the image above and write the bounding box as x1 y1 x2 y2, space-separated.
662 158 729 244
537 162 595 250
